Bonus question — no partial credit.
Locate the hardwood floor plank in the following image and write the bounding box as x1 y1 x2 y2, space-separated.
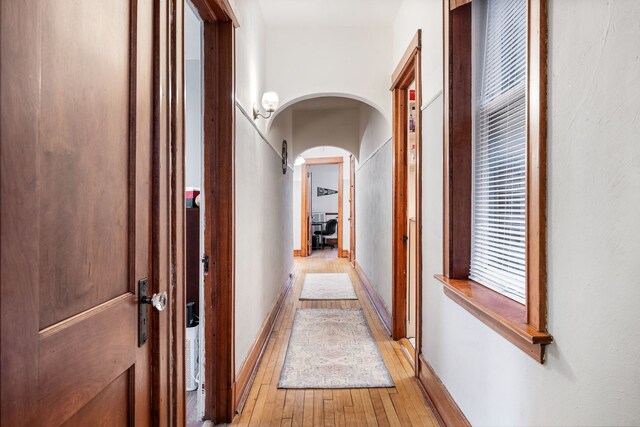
282 390 295 419
303 390 314 427
229 257 440 427
313 390 324 426
323 399 336 427
359 389 378 427
369 389 390 427
376 389 402 427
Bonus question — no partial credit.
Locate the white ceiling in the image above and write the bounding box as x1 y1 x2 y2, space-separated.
257 0 403 28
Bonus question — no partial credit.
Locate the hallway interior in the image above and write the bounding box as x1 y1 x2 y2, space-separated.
231 256 439 426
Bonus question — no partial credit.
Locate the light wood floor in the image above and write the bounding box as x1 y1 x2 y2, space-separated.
229 256 440 426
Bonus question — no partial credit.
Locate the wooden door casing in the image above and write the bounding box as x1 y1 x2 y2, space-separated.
1 0 159 424
350 155 356 266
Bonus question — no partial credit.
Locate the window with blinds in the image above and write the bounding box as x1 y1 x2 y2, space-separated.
470 0 527 304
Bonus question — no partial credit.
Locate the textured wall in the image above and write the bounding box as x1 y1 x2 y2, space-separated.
416 1 640 425
235 108 294 373
233 0 294 374
355 140 393 312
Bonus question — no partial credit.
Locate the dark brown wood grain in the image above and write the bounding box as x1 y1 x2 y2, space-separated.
201 17 236 424
1 0 157 424
186 208 201 312
443 2 472 280
170 0 187 423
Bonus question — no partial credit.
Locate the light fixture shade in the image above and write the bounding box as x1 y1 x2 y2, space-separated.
261 92 279 112
294 156 306 166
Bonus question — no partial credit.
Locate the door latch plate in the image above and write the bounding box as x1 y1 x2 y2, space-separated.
138 278 149 347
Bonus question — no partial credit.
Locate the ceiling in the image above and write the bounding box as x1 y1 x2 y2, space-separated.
257 0 402 28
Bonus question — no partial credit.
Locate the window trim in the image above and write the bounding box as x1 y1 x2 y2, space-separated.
439 0 552 363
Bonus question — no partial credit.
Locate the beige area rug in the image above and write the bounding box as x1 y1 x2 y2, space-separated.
278 308 394 389
299 273 358 300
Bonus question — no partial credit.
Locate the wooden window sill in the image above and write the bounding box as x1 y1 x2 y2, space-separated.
435 275 553 363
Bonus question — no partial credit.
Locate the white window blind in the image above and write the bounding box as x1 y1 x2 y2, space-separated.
470 0 527 304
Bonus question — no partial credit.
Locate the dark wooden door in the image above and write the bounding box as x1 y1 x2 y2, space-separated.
1 0 157 425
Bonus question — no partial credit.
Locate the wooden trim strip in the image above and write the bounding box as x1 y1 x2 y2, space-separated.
304 156 344 165
417 355 471 427
435 275 552 362
293 249 302 257
190 0 239 27
450 0 472 10
232 272 295 411
354 261 392 336
300 163 309 256
526 0 548 332
391 30 422 89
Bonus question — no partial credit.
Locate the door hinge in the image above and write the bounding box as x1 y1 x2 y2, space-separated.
403 235 408 245
202 254 209 273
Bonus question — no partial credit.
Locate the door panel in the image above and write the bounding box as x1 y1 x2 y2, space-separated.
1 0 156 425
61 368 131 427
38 0 131 329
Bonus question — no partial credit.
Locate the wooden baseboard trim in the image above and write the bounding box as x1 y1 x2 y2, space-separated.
340 249 349 258
417 355 470 427
354 261 392 336
232 272 295 412
398 338 415 367
293 249 302 257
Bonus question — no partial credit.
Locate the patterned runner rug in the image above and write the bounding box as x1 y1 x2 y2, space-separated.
278 308 394 388
299 273 358 300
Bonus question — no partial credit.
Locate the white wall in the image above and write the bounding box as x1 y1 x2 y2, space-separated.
293 146 352 252
291 108 360 160
355 140 393 311
392 0 443 106
233 0 294 374
185 4 202 188
309 164 339 215
265 26 393 119
185 61 202 188
414 1 640 426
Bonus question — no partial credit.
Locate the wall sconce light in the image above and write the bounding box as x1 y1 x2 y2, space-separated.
253 92 279 120
294 156 306 166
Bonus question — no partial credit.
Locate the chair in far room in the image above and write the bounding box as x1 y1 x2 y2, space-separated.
314 218 338 248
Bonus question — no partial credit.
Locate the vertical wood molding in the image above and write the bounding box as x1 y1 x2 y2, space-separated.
349 155 356 266
391 31 422 348
201 18 236 424
392 86 408 341
170 0 186 424
526 0 548 332
300 163 309 256
443 2 472 280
